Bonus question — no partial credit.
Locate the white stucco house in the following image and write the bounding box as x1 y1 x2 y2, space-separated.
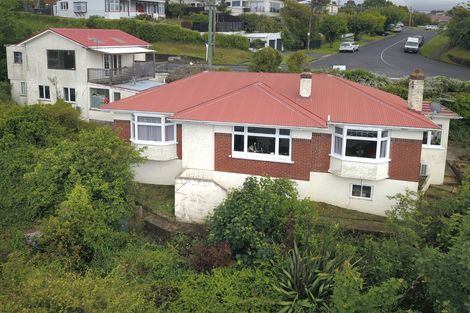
6 28 164 121
101 69 460 223
298 0 338 15
53 0 165 19
227 0 284 16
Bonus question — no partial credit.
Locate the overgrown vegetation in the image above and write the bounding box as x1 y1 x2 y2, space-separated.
248 47 283 72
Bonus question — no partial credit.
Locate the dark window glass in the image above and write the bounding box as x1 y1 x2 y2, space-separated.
234 134 244 151
362 186 372 198
247 135 275 154
279 138 290 156
345 139 377 158
335 127 343 135
39 85 50 99
352 185 372 198
247 127 276 134
114 92 121 101
47 50 76 70
351 185 362 197
234 126 244 132
14 52 22 64
279 129 290 136
430 130 441 145
232 0 240 6
422 131 428 144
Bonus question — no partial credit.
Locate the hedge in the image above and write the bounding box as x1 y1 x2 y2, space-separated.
202 33 250 50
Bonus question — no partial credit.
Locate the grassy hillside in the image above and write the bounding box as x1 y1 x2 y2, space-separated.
420 34 470 67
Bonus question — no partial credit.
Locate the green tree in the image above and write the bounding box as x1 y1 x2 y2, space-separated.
208 177 316 263
287 51 308 72
319 15 348 48
347 12 385 40
240 14 281 33
280 0 318 49
446 6 470 49
248 47 282 72
379 5 408 25
411 12 432 26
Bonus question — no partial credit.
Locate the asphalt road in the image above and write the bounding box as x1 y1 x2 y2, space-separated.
311 28 470 80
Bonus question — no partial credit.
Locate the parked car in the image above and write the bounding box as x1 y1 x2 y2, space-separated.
339 42 359 52
425 24 439 30
396 22 404 27
392 25 402 32
404 37 420 53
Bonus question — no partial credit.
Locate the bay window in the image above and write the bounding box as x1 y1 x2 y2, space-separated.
232 126 291 162
332 126 390 161
131 114 176 145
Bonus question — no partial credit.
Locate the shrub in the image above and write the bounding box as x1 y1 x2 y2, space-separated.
190 13 209 24
202 33 250 50
208 177 316 263
189 241 233 273
287 51 308 73
248 47 282 72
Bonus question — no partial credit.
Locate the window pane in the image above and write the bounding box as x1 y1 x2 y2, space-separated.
234 126 244 132
422 131 428 144
361 186 372 198
279 138 290 156
138 125 162 141
380 140 387 158
138 116 161 124
234 134 244 152
39 86 44 99
430 130 441 146
247 135 275 154
279 129 290 136
335 127 343 135
352 185 362 197
247 127 276 134
165 125 175 141
347 129 378 138
45 86 50 99
381 130 389 138
345 139 377 158
334 136 343 154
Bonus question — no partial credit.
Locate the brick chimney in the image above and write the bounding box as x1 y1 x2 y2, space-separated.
407 68 425 112
300 70 312 98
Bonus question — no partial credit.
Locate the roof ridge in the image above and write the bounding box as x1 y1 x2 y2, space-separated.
330 75 437 128
254 83 326 126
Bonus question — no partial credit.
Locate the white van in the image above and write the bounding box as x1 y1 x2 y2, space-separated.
404 37 420 53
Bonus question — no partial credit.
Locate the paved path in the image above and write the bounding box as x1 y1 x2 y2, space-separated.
311 28 470 80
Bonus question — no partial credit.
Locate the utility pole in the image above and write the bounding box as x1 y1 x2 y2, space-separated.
307 0 314 50
207 0 214 66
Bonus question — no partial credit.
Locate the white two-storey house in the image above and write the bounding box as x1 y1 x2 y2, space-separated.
53 0 165 19
6 28 163 121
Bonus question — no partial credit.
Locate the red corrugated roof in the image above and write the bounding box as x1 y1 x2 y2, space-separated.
421 102 461 119
102 71 440 129
49 28 149 47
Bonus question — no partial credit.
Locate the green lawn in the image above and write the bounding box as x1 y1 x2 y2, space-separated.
441 47 470 66
135 183 175 217
153 41 253 65
420 34 449 59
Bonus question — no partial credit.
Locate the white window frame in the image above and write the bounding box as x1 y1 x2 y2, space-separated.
73 1 87 12
60 1 69 10
420 163 428 177
63 87 76 103
20 82 27 96
331 126 390 163
422 124 443 148
38 85 50 100
131 113 176 146
232 126 293 163
105 0 120 12
350 183 373 200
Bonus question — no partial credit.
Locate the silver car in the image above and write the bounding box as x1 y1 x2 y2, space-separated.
339 42 359 53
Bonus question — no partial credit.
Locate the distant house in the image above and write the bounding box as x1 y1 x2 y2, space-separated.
298 0 338 15
220 32 283 51
101 69 460 223
227 0 284 16
53 0 165 19
6 28 163 121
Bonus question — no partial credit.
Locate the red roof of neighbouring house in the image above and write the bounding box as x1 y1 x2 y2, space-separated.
102 71 440 129
21 28 150 47
421 102 462 119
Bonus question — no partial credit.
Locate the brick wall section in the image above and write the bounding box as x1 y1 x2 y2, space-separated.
311 133 331 172
177 124 182 160
214 133 313 181
389 138 422 182
113 120 131 142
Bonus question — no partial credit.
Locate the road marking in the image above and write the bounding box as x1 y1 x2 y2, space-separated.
380 38 406 67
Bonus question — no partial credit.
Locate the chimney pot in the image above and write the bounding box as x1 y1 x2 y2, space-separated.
300 70 312 98
407 68 425 112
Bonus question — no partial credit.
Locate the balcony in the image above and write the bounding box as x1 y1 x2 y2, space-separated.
87 61 156 85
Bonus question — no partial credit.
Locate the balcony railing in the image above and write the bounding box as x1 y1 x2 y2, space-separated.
87 61 156 85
